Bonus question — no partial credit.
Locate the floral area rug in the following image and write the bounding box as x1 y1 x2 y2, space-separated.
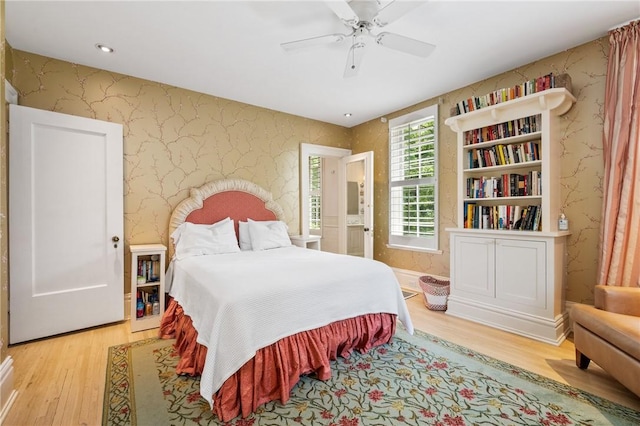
103 328 640 425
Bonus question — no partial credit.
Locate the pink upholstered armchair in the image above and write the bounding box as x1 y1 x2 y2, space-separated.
570 285 640 397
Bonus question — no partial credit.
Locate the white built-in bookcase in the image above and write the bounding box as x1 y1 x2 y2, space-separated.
444 88 575 345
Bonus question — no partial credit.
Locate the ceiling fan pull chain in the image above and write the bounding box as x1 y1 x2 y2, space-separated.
351 36 356 70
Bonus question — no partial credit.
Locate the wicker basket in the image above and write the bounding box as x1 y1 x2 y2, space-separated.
418 276 450 311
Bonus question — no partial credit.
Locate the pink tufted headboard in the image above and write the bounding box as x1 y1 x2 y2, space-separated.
168 179 285 258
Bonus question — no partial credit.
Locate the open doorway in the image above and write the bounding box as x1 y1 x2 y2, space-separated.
300 143 373 258
342 151 373 258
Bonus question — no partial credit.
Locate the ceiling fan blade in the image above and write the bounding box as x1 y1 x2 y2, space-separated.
375 32 435 57
325 0 359 27
281 33 347 51
373 0 428 27
344 41 367 78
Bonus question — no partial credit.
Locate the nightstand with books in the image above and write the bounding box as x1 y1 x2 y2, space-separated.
130 244 166 332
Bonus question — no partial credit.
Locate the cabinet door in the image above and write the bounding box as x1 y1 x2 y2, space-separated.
452 235 495 297
495 239 546 309
347 226 364 256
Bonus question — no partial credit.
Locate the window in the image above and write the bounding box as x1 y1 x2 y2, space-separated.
309 155 322 231
388 104 438 251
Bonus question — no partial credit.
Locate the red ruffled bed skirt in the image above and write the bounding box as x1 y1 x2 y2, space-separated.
159 297 397 422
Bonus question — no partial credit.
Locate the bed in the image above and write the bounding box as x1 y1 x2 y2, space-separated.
159 178 413 421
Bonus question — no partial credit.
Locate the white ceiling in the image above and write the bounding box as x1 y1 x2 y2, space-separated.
5 1 639 128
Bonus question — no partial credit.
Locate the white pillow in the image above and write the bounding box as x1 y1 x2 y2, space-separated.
172 218 240 259
247 219 291 250
239 220 283 250
238 221 253 250
171 217 232 246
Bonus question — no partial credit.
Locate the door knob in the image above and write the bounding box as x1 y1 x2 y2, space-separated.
364 227 370 232
112 236 120 248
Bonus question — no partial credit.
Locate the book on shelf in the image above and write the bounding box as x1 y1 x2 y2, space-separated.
464 202 542 231
450 73 572 116
465 141 540 169
465 171 541 199
464 114 541 145
137 259 161 282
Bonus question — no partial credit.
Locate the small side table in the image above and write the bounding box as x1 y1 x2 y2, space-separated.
130 243 167 332
290 235 322 251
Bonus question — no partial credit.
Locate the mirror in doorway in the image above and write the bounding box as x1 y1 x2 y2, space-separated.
347 181 359 215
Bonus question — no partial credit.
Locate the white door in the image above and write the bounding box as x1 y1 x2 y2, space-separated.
9 104 124 344
341 152 374 259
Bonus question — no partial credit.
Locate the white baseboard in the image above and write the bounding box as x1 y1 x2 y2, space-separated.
446 296 570 345
0 356 17 423
392 267 449 291
124 293 131 320
392 267 576 342
565 300 577 335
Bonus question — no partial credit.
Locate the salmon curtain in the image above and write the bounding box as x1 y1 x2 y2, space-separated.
598 20 640 288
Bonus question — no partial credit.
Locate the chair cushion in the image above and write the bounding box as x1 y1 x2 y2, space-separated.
594 285 640 316
571 303 640 360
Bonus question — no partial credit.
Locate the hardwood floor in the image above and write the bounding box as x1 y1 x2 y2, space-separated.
3 295 639 425
4 323 157 426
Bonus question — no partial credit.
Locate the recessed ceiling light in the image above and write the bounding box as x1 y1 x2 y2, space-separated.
95 44 114 53
344 113 352 117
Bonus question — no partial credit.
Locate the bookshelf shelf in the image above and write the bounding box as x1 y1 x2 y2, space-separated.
130 243 166 332
463 131 542 149
464 195 542 202
444 87 575 345
447 88 576 132
463 160 541 174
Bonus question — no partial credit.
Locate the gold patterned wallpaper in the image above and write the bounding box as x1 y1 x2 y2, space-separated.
6 48 351 296
352 37 609 305
0 34 610 355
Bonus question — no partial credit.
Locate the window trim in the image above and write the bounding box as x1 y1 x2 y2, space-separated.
387 104 439 251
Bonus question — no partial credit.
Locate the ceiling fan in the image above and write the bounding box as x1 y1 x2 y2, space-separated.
280 0 435 78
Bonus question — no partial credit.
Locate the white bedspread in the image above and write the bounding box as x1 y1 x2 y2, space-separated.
168 246 413 407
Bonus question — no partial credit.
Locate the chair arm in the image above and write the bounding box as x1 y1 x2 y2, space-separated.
594 285 640 317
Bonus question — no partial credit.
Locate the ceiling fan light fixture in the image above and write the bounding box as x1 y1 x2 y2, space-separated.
95 43 114 53
281 0 435 76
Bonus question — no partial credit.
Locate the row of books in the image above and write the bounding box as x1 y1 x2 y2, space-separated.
137 259 161 283
464 114 541 145
467 141 540 169
453 73 571 116
464 203 542 231
466 172 541 199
